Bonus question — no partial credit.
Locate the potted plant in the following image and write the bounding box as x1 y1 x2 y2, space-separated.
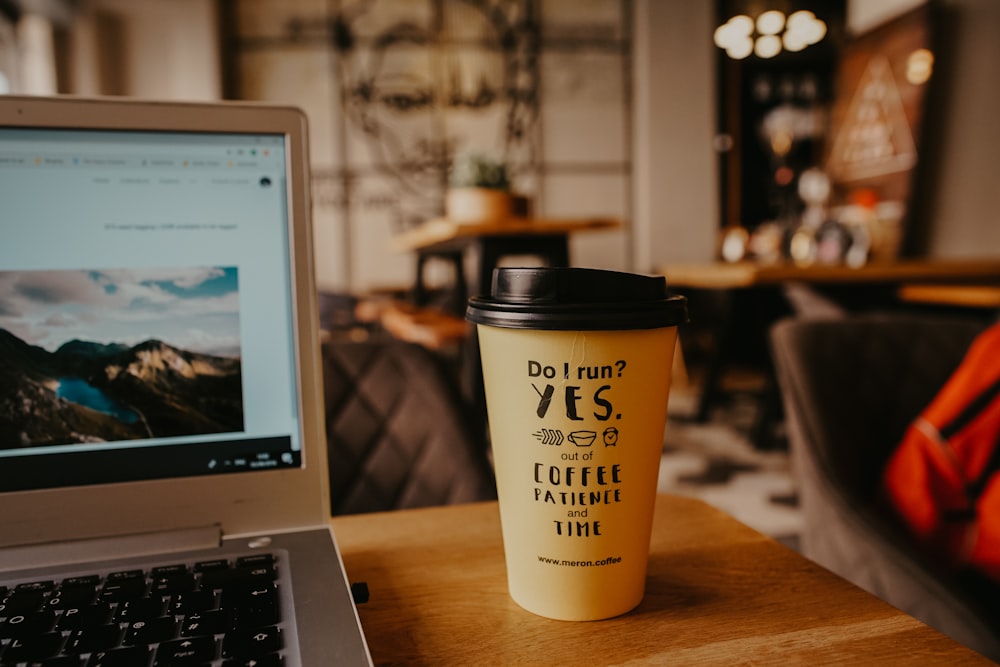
446 153 515 224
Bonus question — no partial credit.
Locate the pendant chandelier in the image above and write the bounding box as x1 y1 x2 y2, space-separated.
714 9 827 60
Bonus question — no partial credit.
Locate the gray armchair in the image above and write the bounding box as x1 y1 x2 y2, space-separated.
321 338 497 515
770 313 1000 660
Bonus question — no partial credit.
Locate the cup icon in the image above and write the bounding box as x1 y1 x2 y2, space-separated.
467 267 687 621
567 430 596 447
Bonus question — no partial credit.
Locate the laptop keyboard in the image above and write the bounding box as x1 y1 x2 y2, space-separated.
0 550 296 667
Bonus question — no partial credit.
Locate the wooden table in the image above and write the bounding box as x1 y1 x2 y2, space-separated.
391 216 620 253
898 284 1000 309
659 259 1000 442
394 217 620 309
331 495 989 665
661 258 1000 289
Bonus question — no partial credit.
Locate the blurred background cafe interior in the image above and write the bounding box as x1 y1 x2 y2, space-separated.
3 0 1000 655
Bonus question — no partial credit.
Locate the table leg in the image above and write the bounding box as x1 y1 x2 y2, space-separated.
414 250 466 313
414 253 430 306
475 235 571 298
694 289 734 423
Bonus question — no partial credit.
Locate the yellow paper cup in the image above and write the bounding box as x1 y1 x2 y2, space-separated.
467 268 687 621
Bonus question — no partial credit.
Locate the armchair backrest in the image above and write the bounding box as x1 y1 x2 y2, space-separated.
321 338 497 515
770 314 987 500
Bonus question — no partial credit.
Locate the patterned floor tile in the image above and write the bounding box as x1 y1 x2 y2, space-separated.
659 386 801 545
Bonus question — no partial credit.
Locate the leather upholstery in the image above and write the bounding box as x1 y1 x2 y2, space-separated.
321 338 497 515
771 313 1000 660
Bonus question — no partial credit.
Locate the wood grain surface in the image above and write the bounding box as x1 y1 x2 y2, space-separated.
661 259 1000 289
897 284 1000 309
331 495 991 665
391 217 620 252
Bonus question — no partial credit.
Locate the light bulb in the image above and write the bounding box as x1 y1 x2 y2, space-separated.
727 36 754 60
906 48 934 85
714 24 732 49
728 14 754 36
803 19 827 45
755 35 782 59
783 31 807 52
786 10 816 32
757 10 786 36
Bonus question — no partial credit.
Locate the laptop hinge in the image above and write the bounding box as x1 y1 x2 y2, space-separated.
0 525 222 573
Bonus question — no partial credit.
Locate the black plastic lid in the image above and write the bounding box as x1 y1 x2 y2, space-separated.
466 267 688 331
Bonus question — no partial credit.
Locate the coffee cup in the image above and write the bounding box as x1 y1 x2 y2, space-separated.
467 267 687 621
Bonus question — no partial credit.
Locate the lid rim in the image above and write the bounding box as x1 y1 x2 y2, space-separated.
467 296 688 330
464 267 689 330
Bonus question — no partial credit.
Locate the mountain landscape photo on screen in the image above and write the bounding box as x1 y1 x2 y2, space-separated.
0 267 244 448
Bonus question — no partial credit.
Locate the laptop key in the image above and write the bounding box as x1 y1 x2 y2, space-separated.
14 580 56 593
151 564 188 577
0 609 56 638
193 559 229 573
155 635 217 665
169 590 216 616
200 565 276 591
221 625 282 659
47 584 97 610
225 585 279 630
57 603 112 631
1 631 64 662
221 581 276 607
235 554 275 568
221 655 283 667
115 596 166 623
123 616 178 645
65 624 122 653
152 572 196 595
180 610 228 637
99 578 147 602
86 646 150 667
1 589 45 615
62 575 101 588
36 655 83 667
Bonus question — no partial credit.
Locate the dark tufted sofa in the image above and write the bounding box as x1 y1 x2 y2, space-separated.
770 312 1000 660
320 338 497 516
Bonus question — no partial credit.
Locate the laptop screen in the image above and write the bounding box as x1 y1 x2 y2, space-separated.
0 126 304 492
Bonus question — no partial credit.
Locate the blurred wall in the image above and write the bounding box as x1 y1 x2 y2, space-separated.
847 0 924 34
920 0 1000 258
66 0 220 100
230 1 640 293
632 0 719 270
274 0 718 289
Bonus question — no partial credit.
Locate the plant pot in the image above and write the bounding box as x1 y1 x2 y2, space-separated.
445 187 514 224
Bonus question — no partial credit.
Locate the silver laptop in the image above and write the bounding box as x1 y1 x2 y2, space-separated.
0 95 372 666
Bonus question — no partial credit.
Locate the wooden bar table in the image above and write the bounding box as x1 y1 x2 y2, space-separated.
393 216 620 308
658 259 1000 442
661 258 1000 289
897 284 1000 309
331 495 990 665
